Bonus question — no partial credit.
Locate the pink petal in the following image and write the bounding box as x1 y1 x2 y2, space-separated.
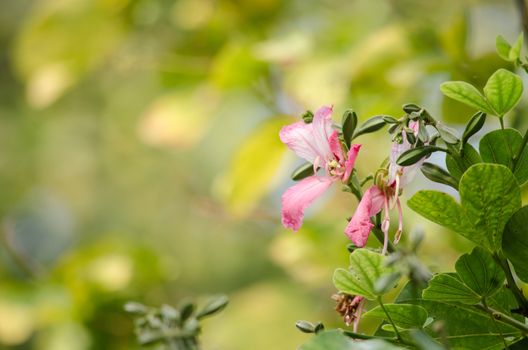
344 186 385 247
343 144 361 182
279 121 320 163
311 105 334 160
281 175 333 231
328 130 344 161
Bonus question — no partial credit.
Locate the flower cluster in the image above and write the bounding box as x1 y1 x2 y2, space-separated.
280 106 427 254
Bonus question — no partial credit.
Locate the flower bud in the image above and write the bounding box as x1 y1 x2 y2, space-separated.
342 110 358 147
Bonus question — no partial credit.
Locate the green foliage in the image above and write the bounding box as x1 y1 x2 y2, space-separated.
479 128 528 185
496 33 524 62
125 296 228 349
455 247 504 298
441 69 523 117
397 282 524 349
483 69 523 117
423 248 504 304
408 164 521 251
440 81 494 114
333 249 397 300
445 143 482 181
299 331 405 350
422 273 480 304
503 206 528 282
362 304 428 329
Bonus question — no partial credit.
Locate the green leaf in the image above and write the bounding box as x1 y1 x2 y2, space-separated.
459 164 521 250
455 247 504 298
396 146 442 166
503 206 528 282
479 128 528 185
392 281 523 350
509 32 524 61
422 273 480 304
409 330 444 350
362 304 428 329
440 81 494 114
299 331 405 350
483 69 523 116
409 164 521 251
333 249 397 300
445 143 482 181
407 191 476 244
496 35 513 61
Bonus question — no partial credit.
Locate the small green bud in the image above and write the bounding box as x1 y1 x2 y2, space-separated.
179 300 196 322
314 322 325 333
420 162 459 190
405 130 416 144
436 124 459 144
342 110 358 147
397 146 442 166
302 110 314 123
353 116 386 138
381 115 398 124
196 295 229 320
461 112 486 146
402 103 422 114
295 320 316 333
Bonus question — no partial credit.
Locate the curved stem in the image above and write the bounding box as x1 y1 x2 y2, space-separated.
377 296 402 340
475 303 528 336
482 298 510 349
493 252 528 316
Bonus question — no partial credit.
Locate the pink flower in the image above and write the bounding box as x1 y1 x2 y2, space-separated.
345 120 426 253
344 186 385 247
280 106 361 231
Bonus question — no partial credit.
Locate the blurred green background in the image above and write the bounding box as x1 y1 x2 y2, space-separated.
0 0 526 349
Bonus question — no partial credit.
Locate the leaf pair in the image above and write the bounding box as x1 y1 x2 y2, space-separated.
423 247 504 304
496 33 524 63
333 249 398 300
441 68 523 117
408 163 521 251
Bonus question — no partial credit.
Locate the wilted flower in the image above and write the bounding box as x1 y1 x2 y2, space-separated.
332 293 365 332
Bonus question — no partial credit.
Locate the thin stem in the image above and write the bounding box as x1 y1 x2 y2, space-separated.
372 227 395 253
475 303 528 335
482 298 510 349
499 116 505 130
377 296 402 340
493 252 528 316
